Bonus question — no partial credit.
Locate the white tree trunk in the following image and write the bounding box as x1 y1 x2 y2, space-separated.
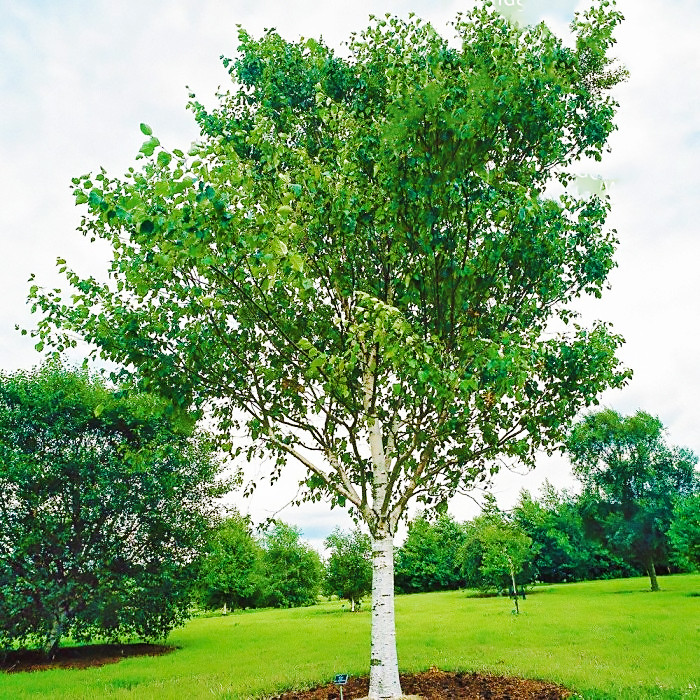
369 527 402 700
364 363 402 699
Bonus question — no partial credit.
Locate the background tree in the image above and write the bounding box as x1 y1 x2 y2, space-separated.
394 514 466 593
668 494 700 571
323 527 372 611
0 363 223 658
259 522 322 608
458 497 535 595
196 511 263 613
566 409 699 591
478 524 533 613
30 3 629 696
513 485 637 583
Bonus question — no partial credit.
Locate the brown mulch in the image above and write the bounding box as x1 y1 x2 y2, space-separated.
0 643 174 673
271 667 575 700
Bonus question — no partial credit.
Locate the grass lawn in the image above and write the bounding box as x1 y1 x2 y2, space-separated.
1 574 698 699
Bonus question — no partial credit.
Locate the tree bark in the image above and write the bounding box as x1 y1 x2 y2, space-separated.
646 557 660 592
509 561 519 615
364 362 402 699
44 609 69 660
369 527 402 700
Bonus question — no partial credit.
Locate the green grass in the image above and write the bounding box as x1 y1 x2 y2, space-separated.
1 574 698 699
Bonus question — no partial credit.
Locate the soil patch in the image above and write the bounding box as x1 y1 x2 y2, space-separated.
1 643 174 673
271 667 575 700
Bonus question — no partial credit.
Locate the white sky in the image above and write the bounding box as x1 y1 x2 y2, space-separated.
1 0 699 549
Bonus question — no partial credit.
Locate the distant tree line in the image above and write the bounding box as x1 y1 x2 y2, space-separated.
393 409 699 595
394 493 628 597
197 409 699 611
195 517 373 613
198 465 699 615
396 488 698 597
3 364 696 658
196 516 324 612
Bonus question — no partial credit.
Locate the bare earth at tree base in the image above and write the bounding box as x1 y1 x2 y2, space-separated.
0 643 174 673
272 667 574 700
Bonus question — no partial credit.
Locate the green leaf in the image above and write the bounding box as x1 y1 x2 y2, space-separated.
270 239 288 257
139 136 161 157
289 253 304 272
140 123 153 136
277 205 294 220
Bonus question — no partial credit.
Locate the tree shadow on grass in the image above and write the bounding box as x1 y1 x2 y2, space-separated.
1 643 175 673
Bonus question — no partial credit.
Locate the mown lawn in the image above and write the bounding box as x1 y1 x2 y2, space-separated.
1 574 698 699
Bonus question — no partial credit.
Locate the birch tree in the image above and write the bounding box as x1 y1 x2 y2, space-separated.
31 2 629 696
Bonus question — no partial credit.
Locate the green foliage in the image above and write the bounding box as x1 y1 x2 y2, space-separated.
323 528 372 609
668 494 700 570
28 4 630 689
196 511 263 612
259 522 322 608
458 498 535 593
394 514 466 593
195 516 331 613
513 484 638 583
479 526 532 589
30 2 629 530
0 363 224 657
566 409 700 590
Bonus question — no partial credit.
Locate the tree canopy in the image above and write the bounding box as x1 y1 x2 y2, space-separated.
458 496 535 594
566 409 699 591
196 511 263 613
324 527 373 611
259 522 322 608
668 495 700 570
512 485 635 583
30 3 629 696
0 363 223 657
395 514 466 593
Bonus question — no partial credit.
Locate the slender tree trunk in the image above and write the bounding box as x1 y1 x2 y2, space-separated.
509 562 519 615
369 527 402 700
646 558 660 592
44 609 69 660
364 361 402 699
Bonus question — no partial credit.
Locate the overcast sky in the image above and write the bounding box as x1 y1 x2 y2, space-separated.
1 0 699 548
